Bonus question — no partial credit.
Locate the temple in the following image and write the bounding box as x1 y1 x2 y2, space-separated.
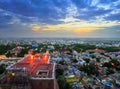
0 52 58 89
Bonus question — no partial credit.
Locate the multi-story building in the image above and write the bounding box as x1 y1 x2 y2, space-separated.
0 53 58 89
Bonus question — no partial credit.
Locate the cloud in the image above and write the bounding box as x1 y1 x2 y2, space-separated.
66 2 79 18
104 13 120 21
31 25 41 31
0 0 120 23
0 0 120 37
29 20 119 35
74 27 101 34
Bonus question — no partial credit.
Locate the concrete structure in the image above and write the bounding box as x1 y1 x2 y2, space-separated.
0 53 58 89
87 48 105 53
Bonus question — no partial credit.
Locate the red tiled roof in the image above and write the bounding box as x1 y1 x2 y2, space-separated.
11 54 54 78
87 49 105 53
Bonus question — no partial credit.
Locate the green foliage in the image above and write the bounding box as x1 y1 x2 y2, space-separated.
57 79 65 89
72 44 96 52
71 44 119 52
64 82 72 89
57 79 72 89
91 55 96 58
72 59 78 63
0 64 6 74
103 62 112 68
17 49 29 57
106 69 115 75
96 57 100 62
56 68 64 78
58 61 64 65
99 47 119 52
0 44 16 55
110 59 120 66
6 51 12 57
84 58 90 63
100 53 104 55
54 44 62 50
79 64 98 75
103 59 120 68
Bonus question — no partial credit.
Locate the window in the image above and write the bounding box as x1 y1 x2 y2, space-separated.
36 70 49 77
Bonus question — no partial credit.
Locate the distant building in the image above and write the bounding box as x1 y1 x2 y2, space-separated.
87 48 105 53
0 55 6 59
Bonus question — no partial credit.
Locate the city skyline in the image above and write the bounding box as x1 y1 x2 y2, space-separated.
0 0 120 38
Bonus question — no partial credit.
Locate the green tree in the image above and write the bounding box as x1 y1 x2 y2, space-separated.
64 82 72 89
72 59 78 63
17 49 28 57
103 62 112 68
79 64 98 75
6 51 12 57
56 68 64 78
0 64 6 74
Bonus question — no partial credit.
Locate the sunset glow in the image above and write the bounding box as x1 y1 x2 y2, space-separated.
0 0 120 38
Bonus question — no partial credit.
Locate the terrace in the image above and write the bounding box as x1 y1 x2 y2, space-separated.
10 54 54 79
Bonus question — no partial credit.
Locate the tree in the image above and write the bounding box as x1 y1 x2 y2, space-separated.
103 62 112 68
17 49 28 57
110 59 120 66
79 64 99 76
106 69 114 75
96 57 100 62
72 59 78 63
0 64 6 74
0 44 15 54
84 58 90 63
56 68 64 78
6 51 12 57
64 82 72 89
59 61 64 65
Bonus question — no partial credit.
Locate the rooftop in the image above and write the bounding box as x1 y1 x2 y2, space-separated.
10 54 55 79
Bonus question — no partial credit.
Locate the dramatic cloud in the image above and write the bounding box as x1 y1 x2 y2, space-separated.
0 0 120 38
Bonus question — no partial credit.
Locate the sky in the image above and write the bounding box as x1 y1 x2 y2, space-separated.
0 0 120 38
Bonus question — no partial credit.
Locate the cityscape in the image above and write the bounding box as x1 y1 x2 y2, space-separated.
0 38 120 89
0 0 120 89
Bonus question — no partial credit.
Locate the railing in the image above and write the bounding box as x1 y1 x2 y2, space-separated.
0 57 23 60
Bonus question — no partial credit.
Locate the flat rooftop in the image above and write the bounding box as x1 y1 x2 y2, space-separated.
10 54 55 79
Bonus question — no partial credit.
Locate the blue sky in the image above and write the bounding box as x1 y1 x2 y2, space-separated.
0 0 120 38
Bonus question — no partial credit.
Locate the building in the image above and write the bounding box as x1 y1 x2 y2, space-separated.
0 55 6 59
87 48 105 53
0 53 58 89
